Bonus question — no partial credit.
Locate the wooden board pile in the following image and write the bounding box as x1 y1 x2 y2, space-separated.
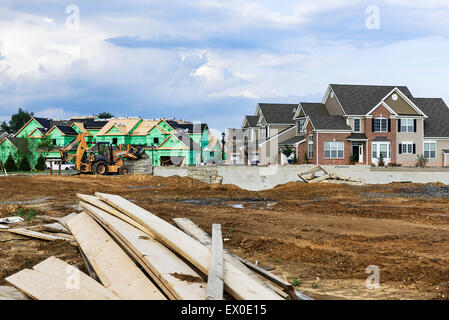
298 165 365 185
3 193 312 300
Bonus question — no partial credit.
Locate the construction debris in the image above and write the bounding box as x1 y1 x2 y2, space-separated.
3 192 311 300
298 165 365 185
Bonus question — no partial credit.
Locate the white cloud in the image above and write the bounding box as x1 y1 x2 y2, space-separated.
35 108 80 120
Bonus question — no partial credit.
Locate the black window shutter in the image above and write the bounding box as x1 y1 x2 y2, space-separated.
414 119 417 132
399 144 402 154
413 144 416 154
388 119 391 132
398 119 401 132
372 118 375 132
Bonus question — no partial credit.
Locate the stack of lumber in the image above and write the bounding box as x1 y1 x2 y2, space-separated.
298 165 365 185
4 192 312 300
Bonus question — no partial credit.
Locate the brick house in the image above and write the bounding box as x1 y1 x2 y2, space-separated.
231 84 449 166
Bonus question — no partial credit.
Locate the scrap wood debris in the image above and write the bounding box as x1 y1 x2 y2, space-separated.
2 192 312 301
298 165 365 185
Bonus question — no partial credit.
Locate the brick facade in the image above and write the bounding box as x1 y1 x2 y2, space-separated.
365 104 397 165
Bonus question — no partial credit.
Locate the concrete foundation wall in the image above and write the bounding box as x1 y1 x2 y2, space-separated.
152 165 449 191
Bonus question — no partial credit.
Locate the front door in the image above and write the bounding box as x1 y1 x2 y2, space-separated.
352 145 360 162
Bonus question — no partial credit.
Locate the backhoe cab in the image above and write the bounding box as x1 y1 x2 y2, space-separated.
60 132 145 175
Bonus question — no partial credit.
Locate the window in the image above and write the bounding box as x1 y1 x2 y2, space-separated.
308 134 313 159
373 118 388 132
52 139 57 145
354 118 361 132
400 119 415 132
400 143 414 154
324 141 344 159
298 118 305 133
372 142 391 160
210 151 215 157
424 142 436 159
153 137 159 145
112 138 118 145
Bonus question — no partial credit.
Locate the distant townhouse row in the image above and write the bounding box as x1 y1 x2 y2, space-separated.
0 116 222 168
225 84 449 167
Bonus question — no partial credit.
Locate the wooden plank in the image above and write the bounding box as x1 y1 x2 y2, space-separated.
32 256 118 300
35 222 70 234
297 173 308 183
0 286 30 300
58 212 78 228
0 224 9 229
206 224 223 300
7 228 71 241
66 212 166 300
80 201 207 300
77 194 147 233
6 268 117 300
308 174 331 184
297 166 321 176
173 218 290 300
0 217 24 224
96 192 282 300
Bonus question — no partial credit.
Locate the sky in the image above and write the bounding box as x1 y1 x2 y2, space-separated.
1 0 449 134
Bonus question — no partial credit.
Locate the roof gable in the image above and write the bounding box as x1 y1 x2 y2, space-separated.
157 119 176 133
300 103 351 131
258 103 297 124
157 134 189 150
330 84 418 115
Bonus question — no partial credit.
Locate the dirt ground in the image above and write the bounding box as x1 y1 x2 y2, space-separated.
1 174 448 300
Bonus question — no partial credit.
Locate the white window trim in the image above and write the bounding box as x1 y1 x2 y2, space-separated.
424 141 436 159
400 141 414 154
371 142 391 162
400 118 415 133
373 117 388 133
324 141 344 159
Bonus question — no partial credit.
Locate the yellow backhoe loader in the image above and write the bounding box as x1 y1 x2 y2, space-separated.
59 132 145 175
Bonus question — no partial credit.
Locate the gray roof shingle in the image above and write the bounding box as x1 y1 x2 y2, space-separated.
258 103 297 124
330 84 416 115
243 115 259 128
279 135 305 146
300 103 351 130
415 98 449 137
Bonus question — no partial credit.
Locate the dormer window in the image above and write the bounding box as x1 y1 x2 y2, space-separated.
298 118 306 134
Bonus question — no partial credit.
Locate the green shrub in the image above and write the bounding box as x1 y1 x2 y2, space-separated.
4 154 18 172
35 155 46 171
15 207 36 220
18 156 31 172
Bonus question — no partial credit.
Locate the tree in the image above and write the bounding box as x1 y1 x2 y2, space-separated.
18 156 31 172
1 108 34 134
281 145 293 158
35 155 46 171
97 112 114 119
4 154 18 172
416 154 428 168
303 152 309 164
37 135 55 154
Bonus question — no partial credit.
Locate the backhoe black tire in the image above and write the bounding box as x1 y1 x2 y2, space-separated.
118 167 129 175
92 161 108 175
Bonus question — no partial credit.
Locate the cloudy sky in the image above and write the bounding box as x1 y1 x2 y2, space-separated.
1 0 449 133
